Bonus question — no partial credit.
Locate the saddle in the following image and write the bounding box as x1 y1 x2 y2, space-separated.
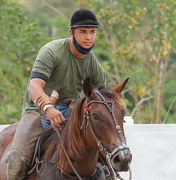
29 125 54 173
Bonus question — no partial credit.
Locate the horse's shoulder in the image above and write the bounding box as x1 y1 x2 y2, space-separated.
0 123 18 159
0 123 18 142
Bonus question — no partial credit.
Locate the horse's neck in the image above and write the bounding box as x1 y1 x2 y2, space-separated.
46 130 99 176
49 147 59 164
61 149 99 177
64 124 99 176
53 100 100 176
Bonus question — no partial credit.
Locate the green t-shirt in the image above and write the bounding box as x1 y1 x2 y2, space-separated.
22 38 106 115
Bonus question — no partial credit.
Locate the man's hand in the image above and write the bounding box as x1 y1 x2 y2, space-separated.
45 107 65 130
28 78 64 130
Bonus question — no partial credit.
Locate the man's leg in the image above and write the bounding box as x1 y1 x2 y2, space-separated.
6 111 44 180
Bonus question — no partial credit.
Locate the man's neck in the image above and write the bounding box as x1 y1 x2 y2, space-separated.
69 39 87 58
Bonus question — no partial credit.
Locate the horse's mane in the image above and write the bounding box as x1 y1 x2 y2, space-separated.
43 85 125 169
42 96 86 167
57 95 86 169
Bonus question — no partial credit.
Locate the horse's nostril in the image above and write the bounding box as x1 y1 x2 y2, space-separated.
113 155 121 164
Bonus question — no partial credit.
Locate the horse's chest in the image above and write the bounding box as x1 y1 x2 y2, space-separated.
36 160 106 180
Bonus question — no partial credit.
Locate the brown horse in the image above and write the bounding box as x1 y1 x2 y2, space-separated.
0 78 132 180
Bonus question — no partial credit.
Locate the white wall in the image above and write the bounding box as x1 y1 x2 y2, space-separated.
1 124 176 180
120 124 176 180
0 125 9 132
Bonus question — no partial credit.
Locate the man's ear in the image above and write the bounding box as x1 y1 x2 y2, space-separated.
69 29 74 38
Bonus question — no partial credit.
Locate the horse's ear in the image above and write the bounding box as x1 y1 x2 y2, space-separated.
112 78 129 94
83 77 94 98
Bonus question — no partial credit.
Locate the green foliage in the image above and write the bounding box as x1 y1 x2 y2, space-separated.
163 51 176 123
48 16 70 38
0 0 176 124
0 0 49 124
77 0 176 123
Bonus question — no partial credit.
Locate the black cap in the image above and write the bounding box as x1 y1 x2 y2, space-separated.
70 9 99 28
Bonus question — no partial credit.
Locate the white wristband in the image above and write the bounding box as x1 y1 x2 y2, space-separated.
43 104 54 112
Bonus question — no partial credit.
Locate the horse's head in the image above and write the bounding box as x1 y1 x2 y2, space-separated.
82 77 132 173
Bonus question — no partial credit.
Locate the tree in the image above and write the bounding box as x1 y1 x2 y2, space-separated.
0 0 49 123
1 0 176 124
77 0 176 123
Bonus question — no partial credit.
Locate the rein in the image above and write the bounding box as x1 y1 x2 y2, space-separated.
56 128 83 180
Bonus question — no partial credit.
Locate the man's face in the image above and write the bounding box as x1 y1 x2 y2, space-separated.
71 27 97 48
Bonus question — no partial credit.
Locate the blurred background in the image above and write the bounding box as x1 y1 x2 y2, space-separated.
0 0 176 124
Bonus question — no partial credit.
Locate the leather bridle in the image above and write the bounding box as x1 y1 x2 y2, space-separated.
81 90 130 180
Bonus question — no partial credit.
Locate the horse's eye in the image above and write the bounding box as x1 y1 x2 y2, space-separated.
92 114 99 120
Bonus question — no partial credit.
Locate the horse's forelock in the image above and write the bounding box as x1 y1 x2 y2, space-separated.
97 85 126 109
97 86 115 99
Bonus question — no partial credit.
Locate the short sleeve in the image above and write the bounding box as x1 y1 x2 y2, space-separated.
32 47 56 78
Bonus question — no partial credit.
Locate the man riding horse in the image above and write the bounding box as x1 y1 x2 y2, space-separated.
6 9 106 180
